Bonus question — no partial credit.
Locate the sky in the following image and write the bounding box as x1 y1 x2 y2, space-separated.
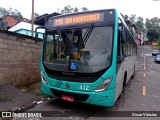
1 0 160 20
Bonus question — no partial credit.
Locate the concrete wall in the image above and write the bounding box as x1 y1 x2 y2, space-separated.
0 30 42 86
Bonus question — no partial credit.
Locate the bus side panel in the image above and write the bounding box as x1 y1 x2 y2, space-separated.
125 56 133 83
115 13 137 101
112 10 123 102
115 62 125 101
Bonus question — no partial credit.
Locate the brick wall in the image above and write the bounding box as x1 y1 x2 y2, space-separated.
2 15 17 27
0 30 42 86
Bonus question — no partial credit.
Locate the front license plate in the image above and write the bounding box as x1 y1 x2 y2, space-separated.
62 95 74 102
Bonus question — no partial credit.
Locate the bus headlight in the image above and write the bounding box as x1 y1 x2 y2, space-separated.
95 77 113 92
41 71 48 84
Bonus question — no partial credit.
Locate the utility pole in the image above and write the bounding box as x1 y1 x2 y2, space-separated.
31 0 34 37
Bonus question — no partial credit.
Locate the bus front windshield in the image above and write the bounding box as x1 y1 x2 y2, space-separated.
44 26 113 73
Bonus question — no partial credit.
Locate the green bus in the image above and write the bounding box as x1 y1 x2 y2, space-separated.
36 9 137 106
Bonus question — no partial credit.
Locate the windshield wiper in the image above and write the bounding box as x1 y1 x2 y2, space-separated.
82 24 94 44
77 24 94 50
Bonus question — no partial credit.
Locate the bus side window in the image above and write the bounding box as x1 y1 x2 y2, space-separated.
117 29 124 63
122 30 128 57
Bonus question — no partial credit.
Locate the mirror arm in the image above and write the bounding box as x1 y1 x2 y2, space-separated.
35 26 45 43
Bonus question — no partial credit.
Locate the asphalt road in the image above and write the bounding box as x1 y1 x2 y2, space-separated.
12 45 160 120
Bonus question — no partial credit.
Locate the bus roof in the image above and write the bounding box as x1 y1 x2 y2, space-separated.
49 9 116 19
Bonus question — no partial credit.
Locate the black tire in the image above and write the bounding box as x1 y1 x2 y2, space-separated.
122 73 127 92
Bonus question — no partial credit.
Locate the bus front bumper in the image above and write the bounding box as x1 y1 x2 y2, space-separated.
41 82 115 107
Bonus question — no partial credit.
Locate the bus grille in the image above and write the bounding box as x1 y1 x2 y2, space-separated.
50 88 89 102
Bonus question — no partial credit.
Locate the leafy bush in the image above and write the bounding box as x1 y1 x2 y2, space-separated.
156 39 160 50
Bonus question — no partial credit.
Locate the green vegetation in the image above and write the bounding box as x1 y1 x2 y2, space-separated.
147 29 159 41
122 14 145 33
145 17 160 42
46 48 54 61
58 5 89 14
0 7 23 21
122 14 160 45
0 7 23 30
156 39 160 50
0 94 11 102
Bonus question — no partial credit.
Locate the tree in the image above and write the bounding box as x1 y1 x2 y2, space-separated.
136 17 144 33
150 17 160 33
137 17 143 21
145 18 152 30
81 7 88 11
73 7 79 13
119 14 160 42
0 7 6 11
8 9 23 22
124 15 129 21
145 17 160 42
146 29 159 41
60 5 88 14
16 12 23 22
0 7 23 23
121 14 129 21
157 39 160 47
8 7 12 13
129 14 136 24
61 5 73 14
145 17 160 31
0 7 23 17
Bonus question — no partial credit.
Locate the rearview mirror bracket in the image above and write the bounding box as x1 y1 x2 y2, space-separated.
35 27 45 43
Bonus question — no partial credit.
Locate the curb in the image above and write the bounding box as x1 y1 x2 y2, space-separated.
1 98 49 120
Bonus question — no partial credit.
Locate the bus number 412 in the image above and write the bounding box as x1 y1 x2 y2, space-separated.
80 85 89 91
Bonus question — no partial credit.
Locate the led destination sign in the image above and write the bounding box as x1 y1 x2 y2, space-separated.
53 13 104 27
